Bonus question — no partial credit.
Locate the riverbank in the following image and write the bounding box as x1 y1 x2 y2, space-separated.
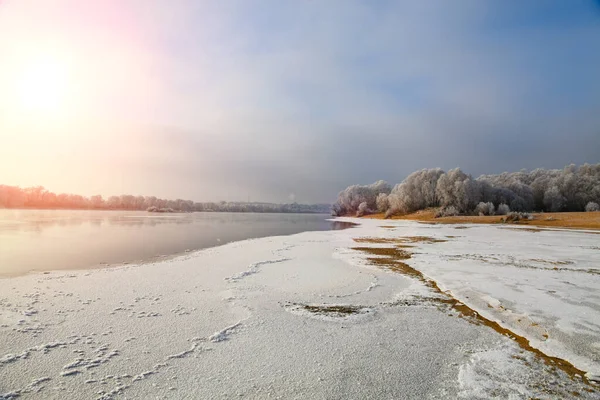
1 219 598 399
364 209 600 230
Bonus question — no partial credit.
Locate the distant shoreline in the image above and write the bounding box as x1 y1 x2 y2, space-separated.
0 185 331 213
0 207 329 214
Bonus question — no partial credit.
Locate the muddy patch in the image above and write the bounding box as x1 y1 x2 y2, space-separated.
283 302 374 320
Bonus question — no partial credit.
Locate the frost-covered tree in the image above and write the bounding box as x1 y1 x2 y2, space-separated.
436 168 466 209
435 169 481 213
332 180 392 216
476 173 534 212
376 193 390 213
586 202 599 212
333 163 600 217
475 202 495 216
356 202 370 217
388 168 444 214
544 186 565 212
496 204 510 215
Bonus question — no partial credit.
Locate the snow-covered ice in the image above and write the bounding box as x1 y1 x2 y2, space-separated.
0 218 598 399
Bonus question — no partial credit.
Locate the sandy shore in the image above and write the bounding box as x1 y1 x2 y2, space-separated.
1 219 598 399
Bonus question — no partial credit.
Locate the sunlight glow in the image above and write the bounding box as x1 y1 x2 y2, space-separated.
15 54 71 115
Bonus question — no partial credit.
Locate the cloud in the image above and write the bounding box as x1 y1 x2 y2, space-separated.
1 1 599 202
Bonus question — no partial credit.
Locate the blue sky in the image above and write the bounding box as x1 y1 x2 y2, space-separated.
1 1 599 202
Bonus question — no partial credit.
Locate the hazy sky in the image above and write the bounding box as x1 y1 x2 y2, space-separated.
1 1 599 203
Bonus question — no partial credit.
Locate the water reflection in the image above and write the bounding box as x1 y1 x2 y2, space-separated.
0 210 351 277
0 210 194 233
329 221 358 230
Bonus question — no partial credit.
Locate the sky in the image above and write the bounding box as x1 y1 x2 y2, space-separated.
0 0 599 203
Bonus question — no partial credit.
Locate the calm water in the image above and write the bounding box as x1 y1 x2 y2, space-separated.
0 210 352 277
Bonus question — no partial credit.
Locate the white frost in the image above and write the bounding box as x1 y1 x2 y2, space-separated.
0 218 598 398
224 258 290 281
208 322 242 343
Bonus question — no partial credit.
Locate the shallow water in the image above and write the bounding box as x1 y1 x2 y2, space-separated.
0 209 350 276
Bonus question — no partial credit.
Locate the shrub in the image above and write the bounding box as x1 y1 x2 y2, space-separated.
356 202 370 217
475 202 495 216
496 204 510 215
331 204 341 216
586 202 599 212
333 181 392 216
435 206 459 218
502 212 532 223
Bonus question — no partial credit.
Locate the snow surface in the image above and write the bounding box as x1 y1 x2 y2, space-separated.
0 219 598 399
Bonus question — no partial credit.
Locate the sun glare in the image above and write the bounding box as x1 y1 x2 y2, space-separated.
15 55 70 115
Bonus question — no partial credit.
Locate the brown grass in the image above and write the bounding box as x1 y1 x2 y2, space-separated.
364 209 600 230
352 246 412 260
353 236 446 245
352 238 599 388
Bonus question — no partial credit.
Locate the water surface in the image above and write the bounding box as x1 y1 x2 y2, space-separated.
0 210 351 277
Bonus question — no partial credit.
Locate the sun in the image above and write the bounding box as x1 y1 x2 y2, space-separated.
15 54 70 115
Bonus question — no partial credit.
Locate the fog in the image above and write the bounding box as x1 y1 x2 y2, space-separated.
1 1 599 202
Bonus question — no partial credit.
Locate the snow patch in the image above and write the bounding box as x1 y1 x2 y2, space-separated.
225 258 290 282
209 322 243 342
457 341 596 399
166 343 199 359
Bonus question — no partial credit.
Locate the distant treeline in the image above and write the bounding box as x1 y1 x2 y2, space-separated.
333 163 600 217
0 186 330 214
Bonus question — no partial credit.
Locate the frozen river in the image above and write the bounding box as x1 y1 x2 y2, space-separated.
0 210 350 276
0 217 598 399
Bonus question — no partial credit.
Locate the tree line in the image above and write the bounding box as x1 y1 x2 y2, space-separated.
0 185 330 214
332 163 600 217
